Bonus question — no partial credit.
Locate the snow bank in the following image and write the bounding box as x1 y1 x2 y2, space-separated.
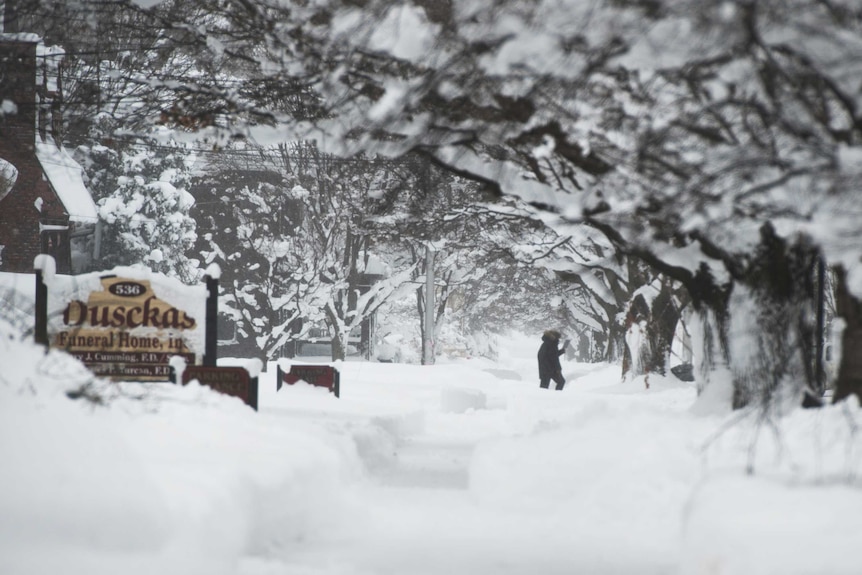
701 398 862 481
681 475 862 575
2 321 859 574
0 324 360 575
440 386 487 413
468 395 703 571
681 398 862 575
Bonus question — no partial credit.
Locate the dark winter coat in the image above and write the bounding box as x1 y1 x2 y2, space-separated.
537 330 565 380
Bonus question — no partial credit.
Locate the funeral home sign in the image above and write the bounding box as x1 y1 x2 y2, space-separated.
35 256 214 380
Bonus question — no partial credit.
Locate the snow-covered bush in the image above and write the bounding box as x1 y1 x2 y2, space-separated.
78 133 198 282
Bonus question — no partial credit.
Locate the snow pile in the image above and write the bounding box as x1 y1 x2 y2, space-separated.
2 318 861 574
680 397 862 574
682 475 862 575
468 394 701 570
42 264 209 357
463 358 862 575
0 322 359 575
440 386 487 414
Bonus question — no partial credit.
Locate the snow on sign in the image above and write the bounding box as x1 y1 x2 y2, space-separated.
54 276 198 379
181 366 258 411
34 256 213 381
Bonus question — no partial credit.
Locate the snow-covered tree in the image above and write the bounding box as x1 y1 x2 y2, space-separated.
193 143 420 362
79 132 198 282
286 145 419 361
42 0 862 406
288 0 862 407
192 163 327 363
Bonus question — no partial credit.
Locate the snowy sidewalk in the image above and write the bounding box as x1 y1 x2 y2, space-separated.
238 360 700 575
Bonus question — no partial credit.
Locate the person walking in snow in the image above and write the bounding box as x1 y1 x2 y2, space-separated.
538 330 568 390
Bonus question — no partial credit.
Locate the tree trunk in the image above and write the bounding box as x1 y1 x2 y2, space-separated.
645 281 680 376
833 267 862 404
576 333 591 362
622 293 651 382
728 225 818 410
621 286 679 382
605 323 625 363
360 316 374 360
330 335 346 362
422 244 435 365
685 267 733 399
324 306 346 361
689 305 731 395
257 348 271 372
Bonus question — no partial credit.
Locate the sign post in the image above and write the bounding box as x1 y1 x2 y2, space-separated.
34 263 48 348
204 273 218 367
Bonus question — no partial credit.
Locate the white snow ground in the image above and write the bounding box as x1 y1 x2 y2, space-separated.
1 320 861 575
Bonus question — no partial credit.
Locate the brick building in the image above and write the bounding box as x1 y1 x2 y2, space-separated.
0 33 99 275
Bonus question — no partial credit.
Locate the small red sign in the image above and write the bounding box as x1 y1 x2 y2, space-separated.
182 365 258 410
277 364 340 397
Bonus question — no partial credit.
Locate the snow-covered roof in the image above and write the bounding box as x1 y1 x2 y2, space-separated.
0 33 42 43
35 139 98 223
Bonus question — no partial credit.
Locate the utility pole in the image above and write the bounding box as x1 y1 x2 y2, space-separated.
422 243 435 365
815 257 826 396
